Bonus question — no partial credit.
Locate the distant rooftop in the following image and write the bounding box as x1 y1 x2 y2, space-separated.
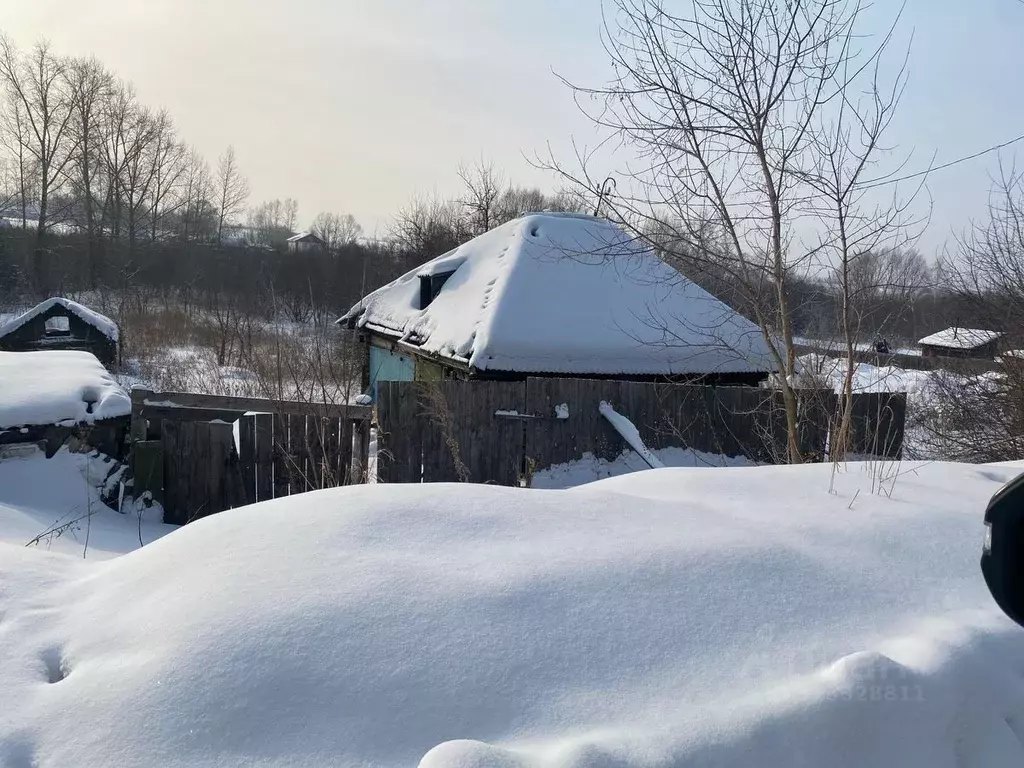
917 327 1003 350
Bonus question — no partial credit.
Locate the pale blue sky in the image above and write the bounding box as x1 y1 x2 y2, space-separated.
5 0 1024 253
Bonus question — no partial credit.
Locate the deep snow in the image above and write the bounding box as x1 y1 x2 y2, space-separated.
0 350 131 429
0 445 173 558
0 459 1021 767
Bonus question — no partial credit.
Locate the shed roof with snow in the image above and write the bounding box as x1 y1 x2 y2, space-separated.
287 232 326 245
0 298 120 368
341 213 778 376
0 297 119 342
0 350 130 430
917 327 1003 350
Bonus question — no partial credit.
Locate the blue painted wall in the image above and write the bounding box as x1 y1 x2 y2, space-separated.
369 345 415 401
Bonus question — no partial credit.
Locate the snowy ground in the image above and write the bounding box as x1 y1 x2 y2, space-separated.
0 457 1022 767
0 445 173 558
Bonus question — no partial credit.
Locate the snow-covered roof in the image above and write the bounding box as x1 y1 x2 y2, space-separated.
287 232 324 243
342 214 778 375
0 297 119 342
0 350 130 429
918 327 1002 350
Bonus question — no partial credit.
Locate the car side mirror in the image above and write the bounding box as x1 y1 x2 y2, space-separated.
982 472 1024 627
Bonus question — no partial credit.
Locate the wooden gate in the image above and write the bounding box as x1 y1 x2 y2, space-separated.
376 380 525 485
131 390 372 526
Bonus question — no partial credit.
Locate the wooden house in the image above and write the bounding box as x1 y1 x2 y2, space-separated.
0 298 119 369
287 232 327 253
918 327 1003 360
339 213 779 400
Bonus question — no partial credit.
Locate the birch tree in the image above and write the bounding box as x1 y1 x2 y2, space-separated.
0 38 78 293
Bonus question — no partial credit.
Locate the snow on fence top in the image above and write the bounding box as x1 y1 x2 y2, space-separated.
0 350 130 429
343 214 777 375
0 297 119 342
917 327 1002 350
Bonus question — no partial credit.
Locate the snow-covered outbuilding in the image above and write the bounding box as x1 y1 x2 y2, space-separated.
0 297 119 368
0 350 131 457
918 327 1003 360
340 213 779 398
287 232 327 253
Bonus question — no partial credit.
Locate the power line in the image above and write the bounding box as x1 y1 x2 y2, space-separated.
860 132 1024 190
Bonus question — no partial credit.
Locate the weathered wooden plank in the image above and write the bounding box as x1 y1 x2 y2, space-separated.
272 414 290 497
354 417 372 484
378 381 422 483
339 416 355 485
135 389 372 420
285 413 306 492
139 405 245 425
321 416 341 487
161 420 183 525
238 414 256 504
253 413 274 501
387 382 407 483
131 440 163 506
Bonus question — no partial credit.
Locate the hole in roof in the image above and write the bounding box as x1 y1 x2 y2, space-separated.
81 386 100 414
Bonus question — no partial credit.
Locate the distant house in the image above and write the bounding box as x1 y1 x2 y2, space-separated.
918 327 1003 360
0 298 119 369
339 213 779 400
287 232 327 253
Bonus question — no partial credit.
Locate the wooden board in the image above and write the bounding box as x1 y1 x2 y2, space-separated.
272 414 291 497
253 413 274 501
162 420 240 525
238 415 256 505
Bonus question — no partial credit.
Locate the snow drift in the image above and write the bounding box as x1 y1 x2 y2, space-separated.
0 461 1022 767
0 350 130 429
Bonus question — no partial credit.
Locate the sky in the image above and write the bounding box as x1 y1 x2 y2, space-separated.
5 0 1024 254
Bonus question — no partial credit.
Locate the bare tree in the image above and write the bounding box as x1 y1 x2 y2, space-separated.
458 159 505 236
147 110 187 243
310 211 362 250
249 198 300 248
215 145 250 245
391 193 469 260
0 95 34 229
546 0 906 463
0 37 78 293
794 24 920 458
180 146 214 244
64 56 112 285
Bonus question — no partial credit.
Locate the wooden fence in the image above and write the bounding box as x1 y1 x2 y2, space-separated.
376 379 907 486
131 390 372 525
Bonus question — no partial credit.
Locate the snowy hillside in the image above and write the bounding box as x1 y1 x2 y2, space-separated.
0 459 1021 767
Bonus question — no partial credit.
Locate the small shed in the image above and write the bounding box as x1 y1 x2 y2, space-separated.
340 213 780 399
0 350 131 458
287 232 327 253
918 327 1003 360
0 298 119 369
